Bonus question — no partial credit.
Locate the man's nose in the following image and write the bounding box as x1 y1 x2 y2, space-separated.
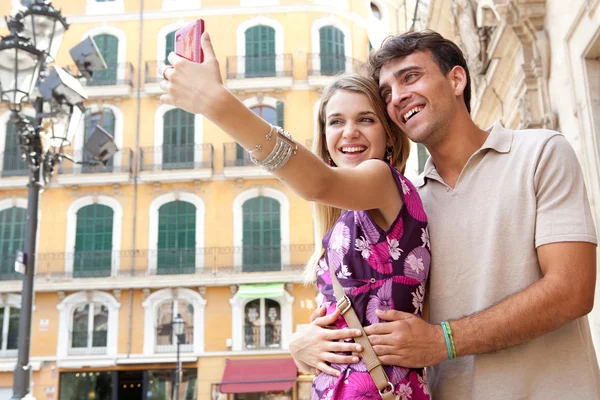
391 87 410 109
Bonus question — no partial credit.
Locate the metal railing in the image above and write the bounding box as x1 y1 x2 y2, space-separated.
244 324 281 349
223 142 254 167
21 244 314 280
155 325 194 353
145 60 168 84
68 330 107 355
140 144 214 171
0 151 28 177
306 53 364 76
226 54 293 79
58 148 133 175
70 62 135 87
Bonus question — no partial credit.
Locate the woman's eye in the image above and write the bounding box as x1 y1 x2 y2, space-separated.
360 118 374 123
329 119 341 125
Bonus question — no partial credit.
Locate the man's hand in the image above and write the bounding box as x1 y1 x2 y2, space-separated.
290 308 363 376
363 309 448 368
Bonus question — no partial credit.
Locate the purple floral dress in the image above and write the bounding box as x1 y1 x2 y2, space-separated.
312 165 431 400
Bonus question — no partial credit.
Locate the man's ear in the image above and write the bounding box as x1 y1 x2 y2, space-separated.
448 65 467 97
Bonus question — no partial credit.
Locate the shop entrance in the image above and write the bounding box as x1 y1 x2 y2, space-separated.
118 370 144 399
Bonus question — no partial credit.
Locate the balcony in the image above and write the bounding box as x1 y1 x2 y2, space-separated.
244 324 281 350
306 53 364 87
54 148 133 186
139 144 213 183
144 60 167 95
155 325 194 353
70 62 134 98
222 142 270 179
0 152 29 189
68 330 107 355
225 54 293 92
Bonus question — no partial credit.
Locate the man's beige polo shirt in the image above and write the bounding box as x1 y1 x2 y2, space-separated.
415 124 600 399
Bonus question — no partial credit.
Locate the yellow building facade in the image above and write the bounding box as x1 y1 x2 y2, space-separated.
0 1 423 399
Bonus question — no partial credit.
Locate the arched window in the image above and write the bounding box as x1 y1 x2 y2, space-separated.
91 34 119 85
0 305 19 355
165 31 176 64
163 109 195 169
0 207 26 280
2 119 29 177
242 197 281 272
157 201 196 274
83 108 115 172
319 26 345 76
244 298 281 349
155 299 194 353
74 205 114 278
70 302 108 354
245 25 276 78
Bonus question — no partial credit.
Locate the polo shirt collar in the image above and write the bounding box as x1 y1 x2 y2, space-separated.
414 123 513 188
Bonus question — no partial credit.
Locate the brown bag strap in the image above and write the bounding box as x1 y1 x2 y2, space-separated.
330 271 396 400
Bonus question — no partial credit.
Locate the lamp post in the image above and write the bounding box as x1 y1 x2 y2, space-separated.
172 314 185 400
0 2 116 399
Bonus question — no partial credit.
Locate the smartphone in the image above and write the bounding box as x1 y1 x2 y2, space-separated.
174 19 205 63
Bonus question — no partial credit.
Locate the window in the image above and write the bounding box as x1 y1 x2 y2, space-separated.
163 109 195 169
73 205 113 278
59 371 113 400
319 26 345 76
90 34 119 86
0 207 26 281
147 369 197 400
235 104 282 165
70 302 108 355
0 306 19 355
370 2 382 19
244 298 281 349
242 197 281 272
165 31 176 64
83 108 115 172
417 143 429 174
245 25 276 78
157 201 196 275
2 119 29 177
155 299 194 353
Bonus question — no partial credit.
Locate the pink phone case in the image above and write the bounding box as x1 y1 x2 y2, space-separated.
175 19 205 63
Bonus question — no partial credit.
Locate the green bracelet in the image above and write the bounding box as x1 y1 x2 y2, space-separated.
441 321 457 360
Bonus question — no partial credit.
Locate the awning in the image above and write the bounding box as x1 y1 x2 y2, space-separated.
219 358 297 393
236 283 284 299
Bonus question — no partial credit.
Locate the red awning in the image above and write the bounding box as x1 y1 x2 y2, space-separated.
219 358 298 394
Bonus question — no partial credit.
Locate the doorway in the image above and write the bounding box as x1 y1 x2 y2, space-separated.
118 370 144 400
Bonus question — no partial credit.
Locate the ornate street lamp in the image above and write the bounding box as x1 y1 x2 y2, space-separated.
19 0 69 61
0 17 43 110
172 314 186 400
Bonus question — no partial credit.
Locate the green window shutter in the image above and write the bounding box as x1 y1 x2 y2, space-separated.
157 201 196 274
163 109 195 169
83 108 115 171
242 197 281 272
91 34 118 85
7 307 19 350
319 26 345 76
0 207 26 280
245 25 275 78
165 31 176 64
3 120 29 176
74 205 113 278
276 101 284 128
417 143 428 174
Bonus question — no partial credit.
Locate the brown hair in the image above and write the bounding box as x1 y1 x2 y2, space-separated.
368 30 472 113
304 73 410 283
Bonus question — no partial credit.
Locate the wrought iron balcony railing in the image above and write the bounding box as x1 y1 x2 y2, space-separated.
140 144 214 172
20 244 314 280
58 148 133 175
0 151 28 177
155 325 194 353
70 62 135 87
306 53 364 77
145 60 168 84
244 324 281 350
226 54 293 80
223 142 254 167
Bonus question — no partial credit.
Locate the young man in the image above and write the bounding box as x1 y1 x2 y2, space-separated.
362 30 600 399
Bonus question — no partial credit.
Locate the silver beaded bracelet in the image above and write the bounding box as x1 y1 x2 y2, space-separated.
249 125 297 171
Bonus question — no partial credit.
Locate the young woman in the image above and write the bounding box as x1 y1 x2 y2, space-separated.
159 32 430 400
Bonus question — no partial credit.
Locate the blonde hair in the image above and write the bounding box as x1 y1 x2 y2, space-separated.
303 73 410 284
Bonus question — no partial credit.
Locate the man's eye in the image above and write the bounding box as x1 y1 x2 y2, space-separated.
405 73 418 82
382 92 391 103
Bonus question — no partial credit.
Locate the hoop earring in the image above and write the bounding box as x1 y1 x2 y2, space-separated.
386 147 393 165
327 155 333 166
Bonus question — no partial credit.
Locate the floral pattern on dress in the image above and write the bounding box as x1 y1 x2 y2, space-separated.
312 166 431 400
